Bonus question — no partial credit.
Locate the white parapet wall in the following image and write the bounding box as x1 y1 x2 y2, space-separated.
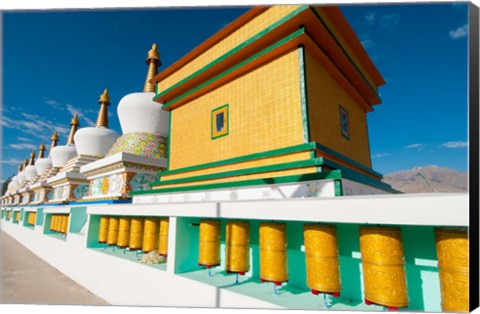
0 193 469 310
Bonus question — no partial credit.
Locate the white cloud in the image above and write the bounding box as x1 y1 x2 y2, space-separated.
66 104 96 127
449 24 468 39
43 97 64 110
405 143 425 150
440 141 468 148
365 13 375 25
1 113 70 141
9 143 37 150
17 137 32 142
0 158 24 166
361 39 375 49
372 153 390 158
379 14 400 29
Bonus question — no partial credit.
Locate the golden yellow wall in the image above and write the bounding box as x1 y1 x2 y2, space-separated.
169 49 304 171
158 5 302 93
313 7 377 92
155 166 318 190
305 50 372 168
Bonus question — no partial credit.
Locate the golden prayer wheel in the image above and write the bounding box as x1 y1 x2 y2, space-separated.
259 222 288 283
61 215 68 234
107 217 119 246
117 217 131 248
226 221 250 274
359 226 408 308
435 228 469 312
198 219 221 267
143 217 160 253
31 212 36 225
50 215 55 231
129 217 144 250
304 224 341 294
158 218 169 256
98 216 109 243
15 211 20 222
52 215 58 232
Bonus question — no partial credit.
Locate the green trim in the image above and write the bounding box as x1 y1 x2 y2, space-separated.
156 142 316 177
132 170 342 196
308 7 380 101
334 179 343 196
167 111 172 170
211 104 229 140
323 158 399 194
339 105 350 141
152 158 323 187
163 28 306 109
298 45 310 143
155 5 309 101
314 142 383 179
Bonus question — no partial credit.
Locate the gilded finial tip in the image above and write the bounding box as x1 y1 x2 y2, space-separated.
71 114 79 125
98 88 110 104
146 42 160 63
51 130 59 141
39 142 46 150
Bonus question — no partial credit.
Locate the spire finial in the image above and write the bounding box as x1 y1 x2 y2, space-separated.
39 142 46 158
49 131 59 157
96 89 110 128
23 159 28 168
67 114 79 145
18 164 23 173
143 43 162 93
28 151 36 166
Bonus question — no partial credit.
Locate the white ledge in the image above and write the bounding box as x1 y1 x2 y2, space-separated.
87 193 469 226
80 152 167 174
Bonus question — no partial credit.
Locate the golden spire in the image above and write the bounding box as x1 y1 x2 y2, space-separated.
23 159 28 168
67 114 79 145
96 89 110 128
18 164 23 173
49 131 59 157
28 151 36 166
38 143 46 158
143 43 162 93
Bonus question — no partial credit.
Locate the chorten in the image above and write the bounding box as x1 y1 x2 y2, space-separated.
29 132 60 204
18 151 37 204
80 44 168 201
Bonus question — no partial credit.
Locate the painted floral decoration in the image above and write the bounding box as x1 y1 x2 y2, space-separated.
107 132 168 159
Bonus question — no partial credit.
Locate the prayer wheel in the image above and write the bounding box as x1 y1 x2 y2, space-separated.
259 222 288 283
225 221 250 274
158 218 169 256
359 226 408 309
304 224 341 294
129 217 144 250
107 216 119 246
31 212 36 225
198 219 221 267
15 211 20 222
117 217 131 248
52 215 58 232
143 217 160 253
98 216 109 243
62 215 69 234
50 215 55 231
435 228 469 312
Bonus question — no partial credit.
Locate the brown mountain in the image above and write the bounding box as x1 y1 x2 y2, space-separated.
383 165 468 193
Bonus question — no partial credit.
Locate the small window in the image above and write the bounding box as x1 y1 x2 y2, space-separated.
339 106 350 140
211 104 229 139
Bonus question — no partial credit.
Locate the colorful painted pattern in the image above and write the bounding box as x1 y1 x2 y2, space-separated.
74 184 89 199
91 174 124 197
106 132 168 159
130 173 157 191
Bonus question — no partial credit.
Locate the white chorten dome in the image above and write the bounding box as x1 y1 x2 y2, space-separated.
117 92 169 135
17 168 26 186
50 144 77 168
50 114 79 168
24 151 37 180
35 158 52 175
10 176 18 190
74 89 119 157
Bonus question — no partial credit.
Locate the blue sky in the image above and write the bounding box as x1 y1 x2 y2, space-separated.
1 2 470 180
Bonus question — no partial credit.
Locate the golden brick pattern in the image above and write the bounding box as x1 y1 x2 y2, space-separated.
305 50 372 168
158 5 302 93
155 166 317 190
169 49 303 170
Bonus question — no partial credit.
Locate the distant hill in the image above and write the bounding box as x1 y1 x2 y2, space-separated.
383 165 468 193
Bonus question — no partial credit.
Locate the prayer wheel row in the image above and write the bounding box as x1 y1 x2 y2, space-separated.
49 214 69 234
98 216 169 255
27 212 37 226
